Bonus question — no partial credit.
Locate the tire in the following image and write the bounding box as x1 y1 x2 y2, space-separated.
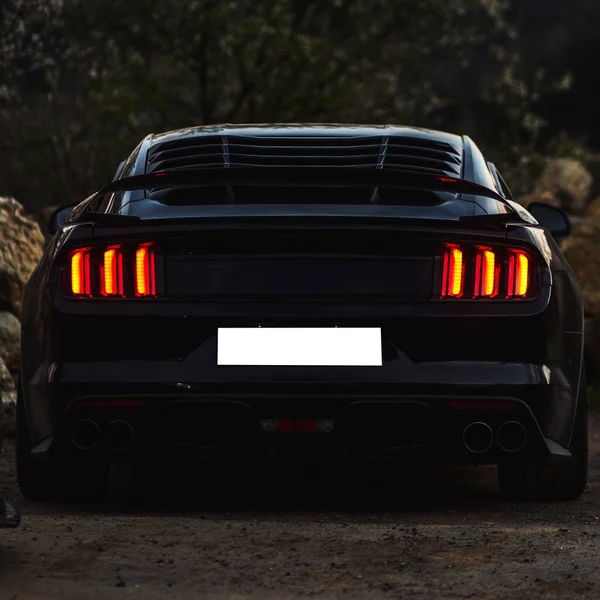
16 377 108 502
497 369 588 501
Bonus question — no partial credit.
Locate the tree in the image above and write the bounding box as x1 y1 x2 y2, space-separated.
0 0 566 210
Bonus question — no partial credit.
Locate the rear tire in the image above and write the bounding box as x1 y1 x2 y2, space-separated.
497 370 588 501
16 377 108 502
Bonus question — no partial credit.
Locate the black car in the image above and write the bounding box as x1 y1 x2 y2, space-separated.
17 124 586 502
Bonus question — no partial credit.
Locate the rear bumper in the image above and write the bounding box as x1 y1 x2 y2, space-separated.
30 359 575 466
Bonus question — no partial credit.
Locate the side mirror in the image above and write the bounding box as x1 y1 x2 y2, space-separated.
527 202 572 239
48 204 77 235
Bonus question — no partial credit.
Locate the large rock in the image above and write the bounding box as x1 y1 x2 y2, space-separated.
0 359 15 437
534 159 592 215
517 159 592 215
562 220 600 315
562 207 600 371
0 196 45 318
0 311 20 371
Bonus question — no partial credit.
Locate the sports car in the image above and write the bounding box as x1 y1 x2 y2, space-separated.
17 124 586 502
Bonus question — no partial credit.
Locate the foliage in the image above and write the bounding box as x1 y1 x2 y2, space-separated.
0 0 596 211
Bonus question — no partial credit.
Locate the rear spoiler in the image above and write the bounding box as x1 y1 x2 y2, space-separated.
78 167 518 222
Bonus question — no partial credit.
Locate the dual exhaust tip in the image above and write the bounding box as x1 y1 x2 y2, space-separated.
71 419 134 452
73 418 526 455
463 420 527 454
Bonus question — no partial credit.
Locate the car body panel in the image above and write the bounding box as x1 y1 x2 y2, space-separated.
20 124 584 468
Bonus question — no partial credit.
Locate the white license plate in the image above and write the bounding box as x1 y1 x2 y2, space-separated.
217 328 382 366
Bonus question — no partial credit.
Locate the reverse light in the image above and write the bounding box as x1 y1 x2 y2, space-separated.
70 249 91 296
101 247 124 296
474 247 499 298
441 244 464 298
135 244 156 297
507 250 529 297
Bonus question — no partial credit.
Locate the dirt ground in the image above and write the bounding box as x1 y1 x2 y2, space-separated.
0 416 599 600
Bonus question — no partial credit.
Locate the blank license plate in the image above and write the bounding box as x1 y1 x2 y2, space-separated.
217 328 382 366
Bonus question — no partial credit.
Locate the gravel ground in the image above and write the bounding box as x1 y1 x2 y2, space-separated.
0 415 599 600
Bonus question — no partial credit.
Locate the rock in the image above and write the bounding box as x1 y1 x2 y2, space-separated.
585 195 600 221
562 221 600 315
516 190 561 210
0 197 45 318
533 159 592 215
562 218 600 371
0 311 20 371
0 359 16 437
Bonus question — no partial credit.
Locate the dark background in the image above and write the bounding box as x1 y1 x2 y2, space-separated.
1 0 599 212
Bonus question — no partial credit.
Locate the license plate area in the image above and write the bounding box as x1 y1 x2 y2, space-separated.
217 327 382 366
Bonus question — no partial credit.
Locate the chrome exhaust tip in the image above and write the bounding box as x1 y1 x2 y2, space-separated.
71 419 101 451
104 420 135 452
497 421 527 453
463 421 494 454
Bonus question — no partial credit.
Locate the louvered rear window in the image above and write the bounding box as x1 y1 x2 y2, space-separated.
146 134 462 178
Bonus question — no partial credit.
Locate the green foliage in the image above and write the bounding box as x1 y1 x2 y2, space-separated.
0 0 592 211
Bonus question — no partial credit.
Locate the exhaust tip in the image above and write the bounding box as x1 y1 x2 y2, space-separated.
104 420 135 452
497 421 527 453
463 421 493 454
71 419 101 451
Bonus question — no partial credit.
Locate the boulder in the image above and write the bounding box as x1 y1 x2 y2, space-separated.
0 359 15 437
0 311 20 371
516 190 561 210
532 159 592 215
0 196 45 318
562 213 600 372
562 220 600 315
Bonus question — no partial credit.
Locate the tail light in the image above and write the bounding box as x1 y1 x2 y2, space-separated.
507 250 529 298
101 247 124 296
70 249 91 296
441 244 464 298
64 243 158 299
474 247 499 298
440 243 537 300
135 244 156 297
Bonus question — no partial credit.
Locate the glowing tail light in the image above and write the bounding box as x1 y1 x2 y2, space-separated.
474 247 499 297
135 244 156 296
441 244 464 298
101 247 123 296
507 250 529 297
70 249 91 296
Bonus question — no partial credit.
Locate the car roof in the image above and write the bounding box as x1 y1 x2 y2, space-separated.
148 123 464 147
106 124 513 221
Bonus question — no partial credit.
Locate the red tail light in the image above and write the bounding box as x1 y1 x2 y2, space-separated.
135 244 156 297
70 249 91 296
507 250 529 297
474 247 499 298
440 243 537 300
64 243 159 298
441 244 464 298
101 247 124 296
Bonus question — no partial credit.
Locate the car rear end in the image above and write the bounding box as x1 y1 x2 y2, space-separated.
29 213 579 470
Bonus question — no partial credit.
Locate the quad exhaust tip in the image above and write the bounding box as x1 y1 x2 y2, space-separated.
497 421 527 453
71 419 101 451
104 420 135 452
463 421 494 454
